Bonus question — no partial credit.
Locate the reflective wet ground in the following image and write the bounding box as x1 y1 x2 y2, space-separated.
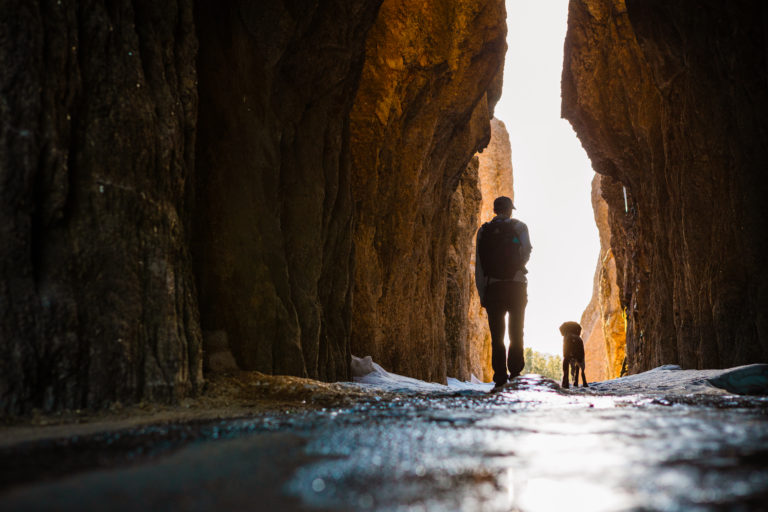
2 375 768 511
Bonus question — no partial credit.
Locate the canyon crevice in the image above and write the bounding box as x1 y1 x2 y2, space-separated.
580 175 626 381
564 0 768 372
349 0 506 383
193 1 382 383
1 0 506 413
7 0 767 415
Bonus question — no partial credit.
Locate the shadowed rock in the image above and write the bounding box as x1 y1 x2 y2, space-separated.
563 0 768 372
0 0 202 413
193 1 382 382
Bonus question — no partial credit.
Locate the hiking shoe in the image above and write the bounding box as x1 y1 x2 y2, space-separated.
490 382 507 393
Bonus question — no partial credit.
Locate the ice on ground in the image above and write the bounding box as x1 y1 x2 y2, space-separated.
351 355 492 393
350 355 768 396
590 363 768 396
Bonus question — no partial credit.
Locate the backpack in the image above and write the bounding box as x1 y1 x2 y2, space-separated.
478 219 523 279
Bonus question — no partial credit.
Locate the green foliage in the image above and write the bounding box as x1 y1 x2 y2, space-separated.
523 347 563 381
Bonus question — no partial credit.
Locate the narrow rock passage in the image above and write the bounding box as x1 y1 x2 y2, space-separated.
2 376 768 511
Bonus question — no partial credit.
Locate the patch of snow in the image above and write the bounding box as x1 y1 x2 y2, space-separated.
351 355 492 393
350 355 768 397
589 364 768 396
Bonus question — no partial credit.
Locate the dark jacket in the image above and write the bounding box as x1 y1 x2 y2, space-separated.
474 215 532 305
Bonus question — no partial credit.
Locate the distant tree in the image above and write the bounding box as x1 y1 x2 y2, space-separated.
523 348 563 381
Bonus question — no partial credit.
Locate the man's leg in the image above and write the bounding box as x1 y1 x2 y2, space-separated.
507 282 528 378
487 305 508 386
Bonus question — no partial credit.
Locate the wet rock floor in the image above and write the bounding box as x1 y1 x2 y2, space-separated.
2 375 768 511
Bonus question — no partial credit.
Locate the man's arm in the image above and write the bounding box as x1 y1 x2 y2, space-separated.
475 226 487 305
518 221 532 266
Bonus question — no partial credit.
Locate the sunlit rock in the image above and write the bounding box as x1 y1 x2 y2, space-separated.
563 0 768 371
445 157 483 382
350 0 507 382
580 175 626 381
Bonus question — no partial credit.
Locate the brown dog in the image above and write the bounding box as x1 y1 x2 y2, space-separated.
560 321 588 388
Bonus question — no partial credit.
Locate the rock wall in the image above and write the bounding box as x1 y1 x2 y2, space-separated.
580 175 625 381
0 1 202 414
445 157 483 381
1 0 506 413
193 1 382 382
563 0 768 372
476 120 515 225
349 0 507 382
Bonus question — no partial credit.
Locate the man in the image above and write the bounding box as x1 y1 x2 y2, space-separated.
475 196 532 392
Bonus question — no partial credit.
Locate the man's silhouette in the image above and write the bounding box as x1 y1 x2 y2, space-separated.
475 196 531 392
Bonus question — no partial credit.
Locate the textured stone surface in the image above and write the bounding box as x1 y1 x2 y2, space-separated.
476 119 515 223
1 0 507 413
350 0 507 382
445 157 483 381
563 0 768 372
0 1 203 414
194 1 382 382
580 175 625 382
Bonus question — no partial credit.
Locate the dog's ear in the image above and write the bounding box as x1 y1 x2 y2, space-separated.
560 321 582 336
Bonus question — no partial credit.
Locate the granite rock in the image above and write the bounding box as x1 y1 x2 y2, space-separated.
0 1 202 414
563 0 768 371
350 0 507 382
580 175 626 381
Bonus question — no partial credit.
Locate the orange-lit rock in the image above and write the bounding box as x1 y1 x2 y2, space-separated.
350 0 507 382
476 119 514 223
580 175 625 382
563 0 768 371
445 157 483 381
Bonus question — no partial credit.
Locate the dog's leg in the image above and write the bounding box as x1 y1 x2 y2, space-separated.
571 364 579 387
561 360 570 388
580 363 589 387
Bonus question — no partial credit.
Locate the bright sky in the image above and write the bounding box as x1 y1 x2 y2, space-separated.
494 0 600 356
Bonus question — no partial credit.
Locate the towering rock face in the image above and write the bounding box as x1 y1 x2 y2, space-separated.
580 175 625 382
563 0 768 372
193 1 382 382
445 157 483 381
349 0 507 382
1 0 505 413
476 119 515 225
0 1 202 414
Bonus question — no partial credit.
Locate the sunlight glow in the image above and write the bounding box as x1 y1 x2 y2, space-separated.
494 0 600 355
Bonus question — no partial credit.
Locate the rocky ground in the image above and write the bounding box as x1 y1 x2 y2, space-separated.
2 367 768 511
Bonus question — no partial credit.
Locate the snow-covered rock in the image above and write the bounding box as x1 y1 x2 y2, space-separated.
589 364 768 396
350 356 768 397
351 355 492 393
